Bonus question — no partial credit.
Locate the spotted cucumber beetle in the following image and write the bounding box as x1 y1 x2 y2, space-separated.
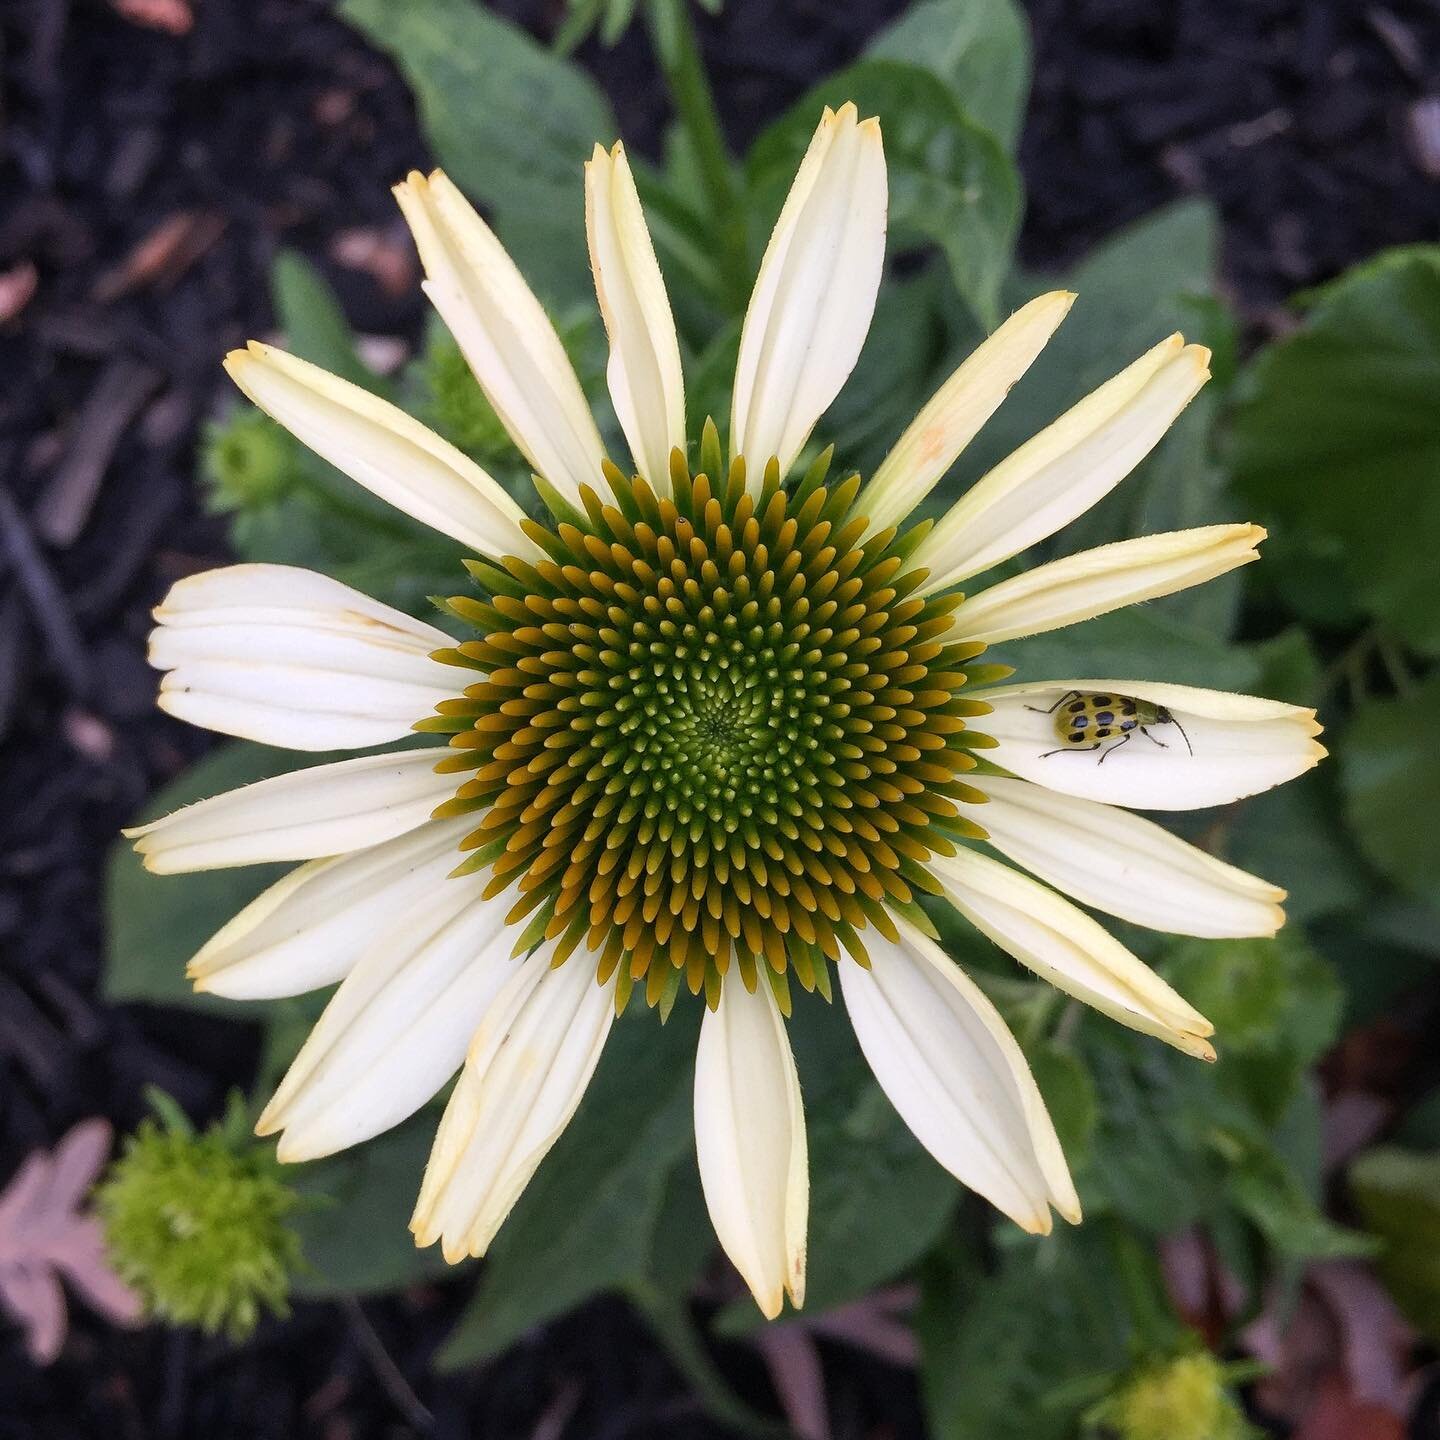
1027 690 1193 764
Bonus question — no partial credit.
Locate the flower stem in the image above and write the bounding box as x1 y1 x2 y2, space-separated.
625 1281 785 1436
646 0 751 312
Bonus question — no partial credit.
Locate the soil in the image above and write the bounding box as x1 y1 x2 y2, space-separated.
1 1 1436 1436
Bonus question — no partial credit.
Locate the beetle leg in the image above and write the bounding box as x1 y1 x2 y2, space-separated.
1027 689 1081 716
1140 727 1169 750
1098 732 1133 764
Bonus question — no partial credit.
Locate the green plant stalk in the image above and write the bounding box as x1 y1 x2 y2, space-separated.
625 1280 786 1437
646 0 751 312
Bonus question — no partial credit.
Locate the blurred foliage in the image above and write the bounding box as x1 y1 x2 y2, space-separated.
103 0 1440 1433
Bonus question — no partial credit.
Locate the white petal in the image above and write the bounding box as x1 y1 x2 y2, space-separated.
694 975 808 1318
943 524 1265 642
187 816 473 998
859 291 1076 538
223 342 533 557
411 946 617 1261
962 775 1285 938
149 564 456 750
125 748 454 874
914 336 1211 586
259 884 516 1161
585 143 685 494
928 847 1215 1058
974 679 1326 809
730 103 887 483
840 919 1079 1234
395 170 605 502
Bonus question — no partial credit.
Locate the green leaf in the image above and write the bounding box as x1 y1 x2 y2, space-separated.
270 251 374 390
290 1113 456 1297
341 0 617 305
1161 932 1342 1075
1225 774 1370 925
867 0 1031 153
1230 245 1440 655
437 1006 706 1368
1340 673 1440 898
919 1228 1135 1440
104 743 344 1014
998 604 1262 691
747 60 1021 327
1350 1146 1440 1342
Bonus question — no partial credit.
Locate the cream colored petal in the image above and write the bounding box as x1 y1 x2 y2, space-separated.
943 524 1265 642
730 103 887 483
187 816 472 999
962 775 1285 938
125 749 454 874
258 884 515 1161
411 946 617 1262
839 919 1079 1234
148 564 456 750
694 975 808 1319
859 291 1076 538
915 337 1211 586
224 342 533 557
394 169 605 501
585 142 685 494
929 847 1215 1058
974 679 1326 809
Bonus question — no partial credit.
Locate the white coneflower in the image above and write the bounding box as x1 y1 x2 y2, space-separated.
128 104 1324 1320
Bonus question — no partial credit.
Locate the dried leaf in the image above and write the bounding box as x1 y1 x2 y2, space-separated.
0 1120 141 1364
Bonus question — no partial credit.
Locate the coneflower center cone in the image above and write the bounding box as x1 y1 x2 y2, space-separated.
421 424 1005 1012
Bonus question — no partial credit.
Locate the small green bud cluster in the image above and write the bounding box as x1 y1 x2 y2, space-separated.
94 1092 304 1341
1085 1351 1258 1440
202 407 302 514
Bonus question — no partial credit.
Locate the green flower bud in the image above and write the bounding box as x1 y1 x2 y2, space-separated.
1086 1351 1257 1440
202 407 301 513
95 1092 304 1341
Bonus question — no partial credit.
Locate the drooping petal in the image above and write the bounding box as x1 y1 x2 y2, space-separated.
258 883 516 1161
962 775 1285 938
730 103 887 483
411 946 617 1262
148 564 456 750
941 524 1265 642
125 748 455 874
585 142 685 493
694 975 808 1318
223 342 533 556
187 817 472 998
394 169 605 502
914 336 1211 587
839 919 1079 1234
858 291 1075 538
974 679 1326 809
928 847 1215 1058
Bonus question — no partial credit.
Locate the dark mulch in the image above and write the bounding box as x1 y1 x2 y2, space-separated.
1 1 1435 1436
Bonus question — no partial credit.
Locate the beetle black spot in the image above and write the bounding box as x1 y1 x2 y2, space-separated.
1092 694 1111 705
1121 699 1137 716
1068 700 1086 714
1072 713 1089 729
1095 710 1115 725
1069 731 1085 744
1095 726 1112 738
1119 716 1137 731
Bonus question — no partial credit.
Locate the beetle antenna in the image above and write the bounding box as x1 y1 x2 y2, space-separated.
1172 715 1194 756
